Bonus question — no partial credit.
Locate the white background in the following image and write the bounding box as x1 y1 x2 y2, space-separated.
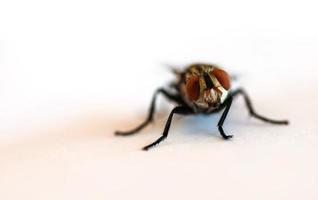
1 0 318 199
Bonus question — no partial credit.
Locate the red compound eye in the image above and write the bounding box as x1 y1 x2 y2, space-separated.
186 76 200 101
211 68 231 90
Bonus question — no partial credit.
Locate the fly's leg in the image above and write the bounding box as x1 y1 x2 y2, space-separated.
115 88 183 136
231 88 289 125
142 106 192 151
217 96 234 139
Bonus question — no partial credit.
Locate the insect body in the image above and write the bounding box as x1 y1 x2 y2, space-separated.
115 63 289 150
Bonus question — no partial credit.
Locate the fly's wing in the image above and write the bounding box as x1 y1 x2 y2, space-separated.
168 68 184 91
230 74 238 81
169 66 182 76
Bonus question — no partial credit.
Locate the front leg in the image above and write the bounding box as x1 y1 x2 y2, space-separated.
230 88 289 125
217 96 234 139
115 88 183 136
142 106 192 150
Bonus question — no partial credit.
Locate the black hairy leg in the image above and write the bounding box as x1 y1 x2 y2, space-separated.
142 106 193 151
115 88 183 136
231 88 289 125
217 96 234 139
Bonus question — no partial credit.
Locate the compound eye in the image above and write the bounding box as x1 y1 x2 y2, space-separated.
211 68 231 90
186 76 200 101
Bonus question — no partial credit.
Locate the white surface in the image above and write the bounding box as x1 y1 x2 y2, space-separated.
1 0 318 199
